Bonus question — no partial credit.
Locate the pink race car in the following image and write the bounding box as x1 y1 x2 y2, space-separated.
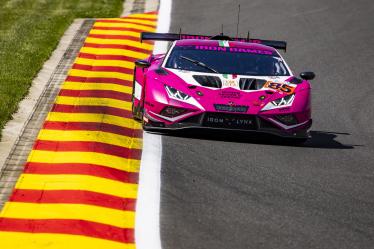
132 32 315 143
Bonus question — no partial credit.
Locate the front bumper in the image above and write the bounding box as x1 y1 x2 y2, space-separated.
143 111 312 139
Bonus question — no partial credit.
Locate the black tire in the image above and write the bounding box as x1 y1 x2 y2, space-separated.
131 69 143 122
132 103 142 122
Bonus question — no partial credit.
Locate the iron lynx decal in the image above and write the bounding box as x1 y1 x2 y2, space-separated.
194 45 274 55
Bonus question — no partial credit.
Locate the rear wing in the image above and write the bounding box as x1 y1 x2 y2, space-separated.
141 32 287 51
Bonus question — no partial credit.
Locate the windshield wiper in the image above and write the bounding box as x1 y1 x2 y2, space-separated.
179 56 218 73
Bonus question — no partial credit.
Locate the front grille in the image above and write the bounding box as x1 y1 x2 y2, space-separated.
239 78 267 90
287 77 303 84
193 75 222 88
214 104 248 113
203 113 257 130
179 114 203 124
259 118 279 129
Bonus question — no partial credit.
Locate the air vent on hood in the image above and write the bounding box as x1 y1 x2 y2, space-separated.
287 77 303 84
193 75 222 88
239 78 267 90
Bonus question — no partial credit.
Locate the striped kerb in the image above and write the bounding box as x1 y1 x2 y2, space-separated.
0 12 157 249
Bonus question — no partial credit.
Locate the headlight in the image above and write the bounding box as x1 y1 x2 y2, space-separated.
165 85 191 100
261 94 295 111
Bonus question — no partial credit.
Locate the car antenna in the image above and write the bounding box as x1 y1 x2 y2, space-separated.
236 4 241 38
220 24 224 36
178 27 182 39
246 31 250 42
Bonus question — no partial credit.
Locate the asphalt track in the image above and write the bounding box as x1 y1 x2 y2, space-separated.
160 0 374 248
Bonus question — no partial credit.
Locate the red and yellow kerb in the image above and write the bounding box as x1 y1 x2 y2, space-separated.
0 12 157 249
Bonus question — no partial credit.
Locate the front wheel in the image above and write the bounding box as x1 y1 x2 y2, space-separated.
131 101 143 122
131 71 144 122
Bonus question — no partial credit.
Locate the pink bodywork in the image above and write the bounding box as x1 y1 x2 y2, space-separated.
133 39 312 135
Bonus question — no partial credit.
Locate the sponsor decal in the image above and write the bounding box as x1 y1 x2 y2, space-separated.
179 35 260 44
204 114 256 129
229 47 273 55
219 91 241 99
206 117 253 125
181 35 210 40
194 45 274 55
214 104 249 113
269 76 280 80
223 79 236 87
223 74 238 79
263 81 295 94
222 74 239 88
219 40 230 47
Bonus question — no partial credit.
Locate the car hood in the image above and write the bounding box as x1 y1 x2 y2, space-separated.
167 68 292 89
149 67 310 114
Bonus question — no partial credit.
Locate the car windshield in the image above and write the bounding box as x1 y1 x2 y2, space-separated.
165 45 290 76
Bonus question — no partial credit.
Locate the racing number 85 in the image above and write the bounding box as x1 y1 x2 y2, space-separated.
266 82 295 94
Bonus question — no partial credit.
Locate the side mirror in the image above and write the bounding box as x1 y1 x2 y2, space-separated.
300 72 315 81
135 60 151 68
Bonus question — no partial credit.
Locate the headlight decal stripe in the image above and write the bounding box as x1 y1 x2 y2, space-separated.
261 94 295 111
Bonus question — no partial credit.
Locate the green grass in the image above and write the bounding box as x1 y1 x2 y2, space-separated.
0 0 123 137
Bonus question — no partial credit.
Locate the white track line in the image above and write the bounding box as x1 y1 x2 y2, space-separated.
135 1 172 249
136 132 163 249
153 0 172 55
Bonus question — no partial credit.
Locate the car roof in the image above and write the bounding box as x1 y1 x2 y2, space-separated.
175 39 277 53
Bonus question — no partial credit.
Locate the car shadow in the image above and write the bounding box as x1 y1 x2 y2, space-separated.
150 129 360 149
304 131 360 149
